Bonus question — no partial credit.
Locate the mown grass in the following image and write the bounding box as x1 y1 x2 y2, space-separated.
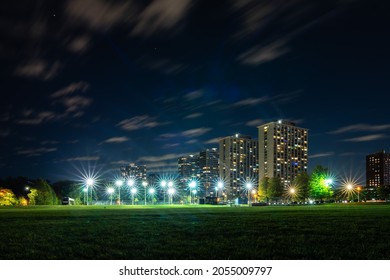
0 204 389 260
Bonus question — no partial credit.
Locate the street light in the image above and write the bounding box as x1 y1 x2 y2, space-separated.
149 188 155 205
192 189 197 204
83 187 88 205
161 180 167 204
86 178 94 206
189 180 197 204
107 187 114 205
115 179 124 205
216 181 223 199
357 186 361 202
168 188 175 204
245 182 253 206
346 184 353 202
142 181 148 205
131 188 137 205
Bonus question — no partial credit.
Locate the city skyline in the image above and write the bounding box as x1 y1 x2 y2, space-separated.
1 0 389 183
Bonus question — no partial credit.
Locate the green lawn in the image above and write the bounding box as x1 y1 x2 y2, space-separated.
0 204 389 260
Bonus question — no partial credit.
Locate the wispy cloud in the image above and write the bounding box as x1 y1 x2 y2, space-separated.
309 152 335 159
16 111 58 125
64 156 100 162
184 90 203 101
16 147 57 157
330 123 390 134
66 0 133 30
110 160 129 165
204 137 221 144
131 0 192 37
14 59 61 80
238 39 289 65
51 81 89 98
138 153 185 162
184 112 203 119
246 119 264 127
117 115 161 131
343 134 387 142
67 36 91 53
182 127 211 137
232 96 269 107
102 137 129 144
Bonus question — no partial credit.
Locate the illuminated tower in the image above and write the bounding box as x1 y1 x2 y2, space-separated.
258 120 308 186
366 150 390 188
219 134 258 200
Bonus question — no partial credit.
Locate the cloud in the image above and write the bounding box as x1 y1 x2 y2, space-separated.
0 129 10 137
184 90 203 101
67 36 91 53
184 112 203 119
16 111 59 125
66 0 133 30
204 137 221 144
330 123 390 134
117 115 161 131
62 96 93 115
246 119 264 127
233 96 269 106
182 127 211 137
51 82 89 98
309 152 335 159
238 39 289 65
40 140 59 145
14 59 61 80
16 147 57 157
342 134 387 142
186 139 197 144
64 156 100 162
110 160 129 165
103 137 129 144
138 153 185 162
131 0 192 37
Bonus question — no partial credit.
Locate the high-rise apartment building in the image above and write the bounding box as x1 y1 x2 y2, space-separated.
199 148 219 196
120 163 147 181
366 150 390 187
178 154 200 191
219 134 258 200
258 120 308 186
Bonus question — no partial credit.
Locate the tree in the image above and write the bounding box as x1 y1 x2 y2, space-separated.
377 185 390 200
0 189 19 206
27 188 38 205
309 165 333 201
293 172 310 202
34 179 58 205
268 177 284 202
258 176 269 203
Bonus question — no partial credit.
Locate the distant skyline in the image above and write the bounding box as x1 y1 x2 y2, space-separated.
0 0 389 183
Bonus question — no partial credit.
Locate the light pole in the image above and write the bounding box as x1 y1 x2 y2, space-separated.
189 180 196 204
83 187 88 205
86 178 94 206
149 188 155 205
168 188 175 204
192 189 197 204
107 187 114 205
168 181 174 204
131 188 137 205
346 184 353 202
142 181 148 205
161 180 167 204
246 182 253 206
357 186 361 202
115 179 124 205
216 181 223 201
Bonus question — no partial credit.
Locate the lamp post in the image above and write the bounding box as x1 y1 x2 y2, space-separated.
357 186 361 202
149 188 155 205
83 187 88 205
346 184 353 202
189 180 196 204
142 181 148 205
107 187 114 205
115 179 124 205
192 189 197 204
216 181 223 201
161 180 167 204
245 182 253 206
86 178 94 206
168 188 175 204
131 188 137 205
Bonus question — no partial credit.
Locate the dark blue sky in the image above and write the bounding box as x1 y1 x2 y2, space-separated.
0 0 388 183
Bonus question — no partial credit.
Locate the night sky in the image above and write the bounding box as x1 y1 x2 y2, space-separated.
0 0 389 183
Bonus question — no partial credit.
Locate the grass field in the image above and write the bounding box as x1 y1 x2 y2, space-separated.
0 203 389 260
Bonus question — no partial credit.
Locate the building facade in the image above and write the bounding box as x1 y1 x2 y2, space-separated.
199 148 219 196
366 150 390 187
178 154 200 192
120 163 147 182
219 134 258 200
258 120 308 187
